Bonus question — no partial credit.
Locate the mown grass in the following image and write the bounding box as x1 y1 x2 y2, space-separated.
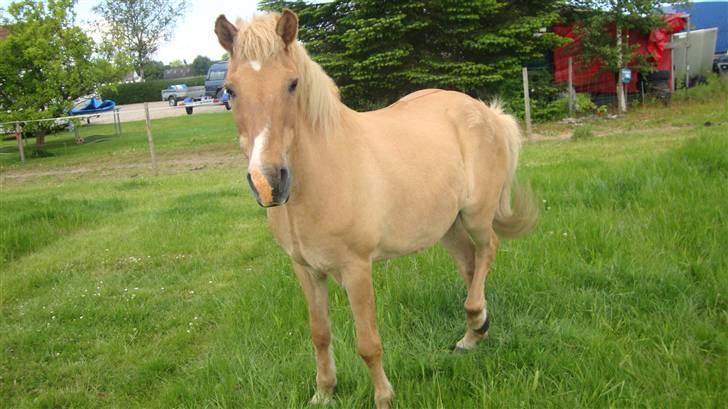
1 83 727 408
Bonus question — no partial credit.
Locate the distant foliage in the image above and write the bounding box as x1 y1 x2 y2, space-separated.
259 0 564 110
192 56 213 76
100 76 205 105
94 0 188 81
143 61 166 80
0 0 125 146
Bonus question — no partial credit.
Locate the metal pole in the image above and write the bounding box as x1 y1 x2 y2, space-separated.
15 123 25 163
684 15 690 96
144 103 158 176
522 67 532 140
568 57 575 117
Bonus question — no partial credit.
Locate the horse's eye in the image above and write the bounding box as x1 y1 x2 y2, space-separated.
288 78 298 94
226 88 236 98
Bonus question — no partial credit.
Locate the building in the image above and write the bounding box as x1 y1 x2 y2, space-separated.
164 66 193 80
664 2 728 55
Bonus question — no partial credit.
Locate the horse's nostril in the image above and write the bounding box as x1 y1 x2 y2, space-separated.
246 172 257 193
279 167 289 185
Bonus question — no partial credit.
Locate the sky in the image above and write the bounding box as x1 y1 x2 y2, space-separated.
1 0 725 64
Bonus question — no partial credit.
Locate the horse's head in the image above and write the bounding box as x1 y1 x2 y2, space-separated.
215 10 301 208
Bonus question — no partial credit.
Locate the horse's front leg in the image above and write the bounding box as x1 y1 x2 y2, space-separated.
342 260 394 409
293 262 336 405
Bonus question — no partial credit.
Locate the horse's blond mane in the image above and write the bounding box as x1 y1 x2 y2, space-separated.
232 13 341 136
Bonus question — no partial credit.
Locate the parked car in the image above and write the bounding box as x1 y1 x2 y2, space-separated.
713 55 728 74
205 61 229 99
161 84 206 106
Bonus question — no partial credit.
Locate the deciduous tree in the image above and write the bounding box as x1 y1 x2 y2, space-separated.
567 0 685 112
0 0 117 150
93 0 188 81
191 55 212 76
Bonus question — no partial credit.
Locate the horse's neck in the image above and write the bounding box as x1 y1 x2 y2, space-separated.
288 109 350 206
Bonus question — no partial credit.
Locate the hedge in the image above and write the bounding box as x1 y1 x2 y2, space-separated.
99 76 206 105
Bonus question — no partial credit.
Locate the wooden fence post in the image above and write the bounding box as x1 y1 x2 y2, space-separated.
144 103 158 176
522 67 532 140
15 123 25 163
568 57 576 117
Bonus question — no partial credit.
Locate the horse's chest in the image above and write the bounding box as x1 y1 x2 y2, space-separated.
267 208 346 272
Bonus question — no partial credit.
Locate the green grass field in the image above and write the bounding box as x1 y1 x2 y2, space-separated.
1 83 727 408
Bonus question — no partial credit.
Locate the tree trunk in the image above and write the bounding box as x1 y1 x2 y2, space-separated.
35 129 46 149
616 21 627 114
139 64 145 82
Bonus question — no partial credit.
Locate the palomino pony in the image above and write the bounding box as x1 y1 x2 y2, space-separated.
215 10 537 409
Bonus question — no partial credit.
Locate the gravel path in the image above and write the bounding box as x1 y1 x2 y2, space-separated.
93 101 230 124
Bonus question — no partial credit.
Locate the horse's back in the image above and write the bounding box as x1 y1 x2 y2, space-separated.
346 89 508 259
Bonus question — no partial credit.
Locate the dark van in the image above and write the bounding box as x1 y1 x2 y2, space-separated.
205 61 229 98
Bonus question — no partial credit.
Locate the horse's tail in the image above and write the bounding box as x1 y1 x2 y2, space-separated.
487 101 539 239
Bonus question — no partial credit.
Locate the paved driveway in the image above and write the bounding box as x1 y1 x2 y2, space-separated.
93 101 230 124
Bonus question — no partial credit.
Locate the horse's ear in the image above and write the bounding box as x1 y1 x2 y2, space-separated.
215 15 238 55
276 9 298 47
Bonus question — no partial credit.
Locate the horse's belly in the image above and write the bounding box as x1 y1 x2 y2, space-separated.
372 193 460 260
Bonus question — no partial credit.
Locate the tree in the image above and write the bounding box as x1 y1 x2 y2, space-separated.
143 60 166 80
0 0 115 151
191 55 212 76
93 0 188 81
567 0 683 112
259 1 564 110
167 59 187 68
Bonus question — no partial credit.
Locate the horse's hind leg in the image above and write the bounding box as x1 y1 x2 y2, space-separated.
448 209 499 351
441 216 475 287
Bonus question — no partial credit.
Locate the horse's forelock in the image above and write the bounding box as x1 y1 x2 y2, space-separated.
233 13 285 62
230 12 341 137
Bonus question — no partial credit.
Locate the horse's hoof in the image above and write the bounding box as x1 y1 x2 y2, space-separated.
453 340 476 352
310 390 334 406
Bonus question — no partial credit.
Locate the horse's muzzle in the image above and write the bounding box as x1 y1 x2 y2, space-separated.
247 166 291 208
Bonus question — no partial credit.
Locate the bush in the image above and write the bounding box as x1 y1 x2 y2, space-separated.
99 76 206 105
572 124 594 140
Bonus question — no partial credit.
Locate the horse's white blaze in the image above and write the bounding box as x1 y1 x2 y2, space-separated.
249 126 269 171
249 60 262 71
